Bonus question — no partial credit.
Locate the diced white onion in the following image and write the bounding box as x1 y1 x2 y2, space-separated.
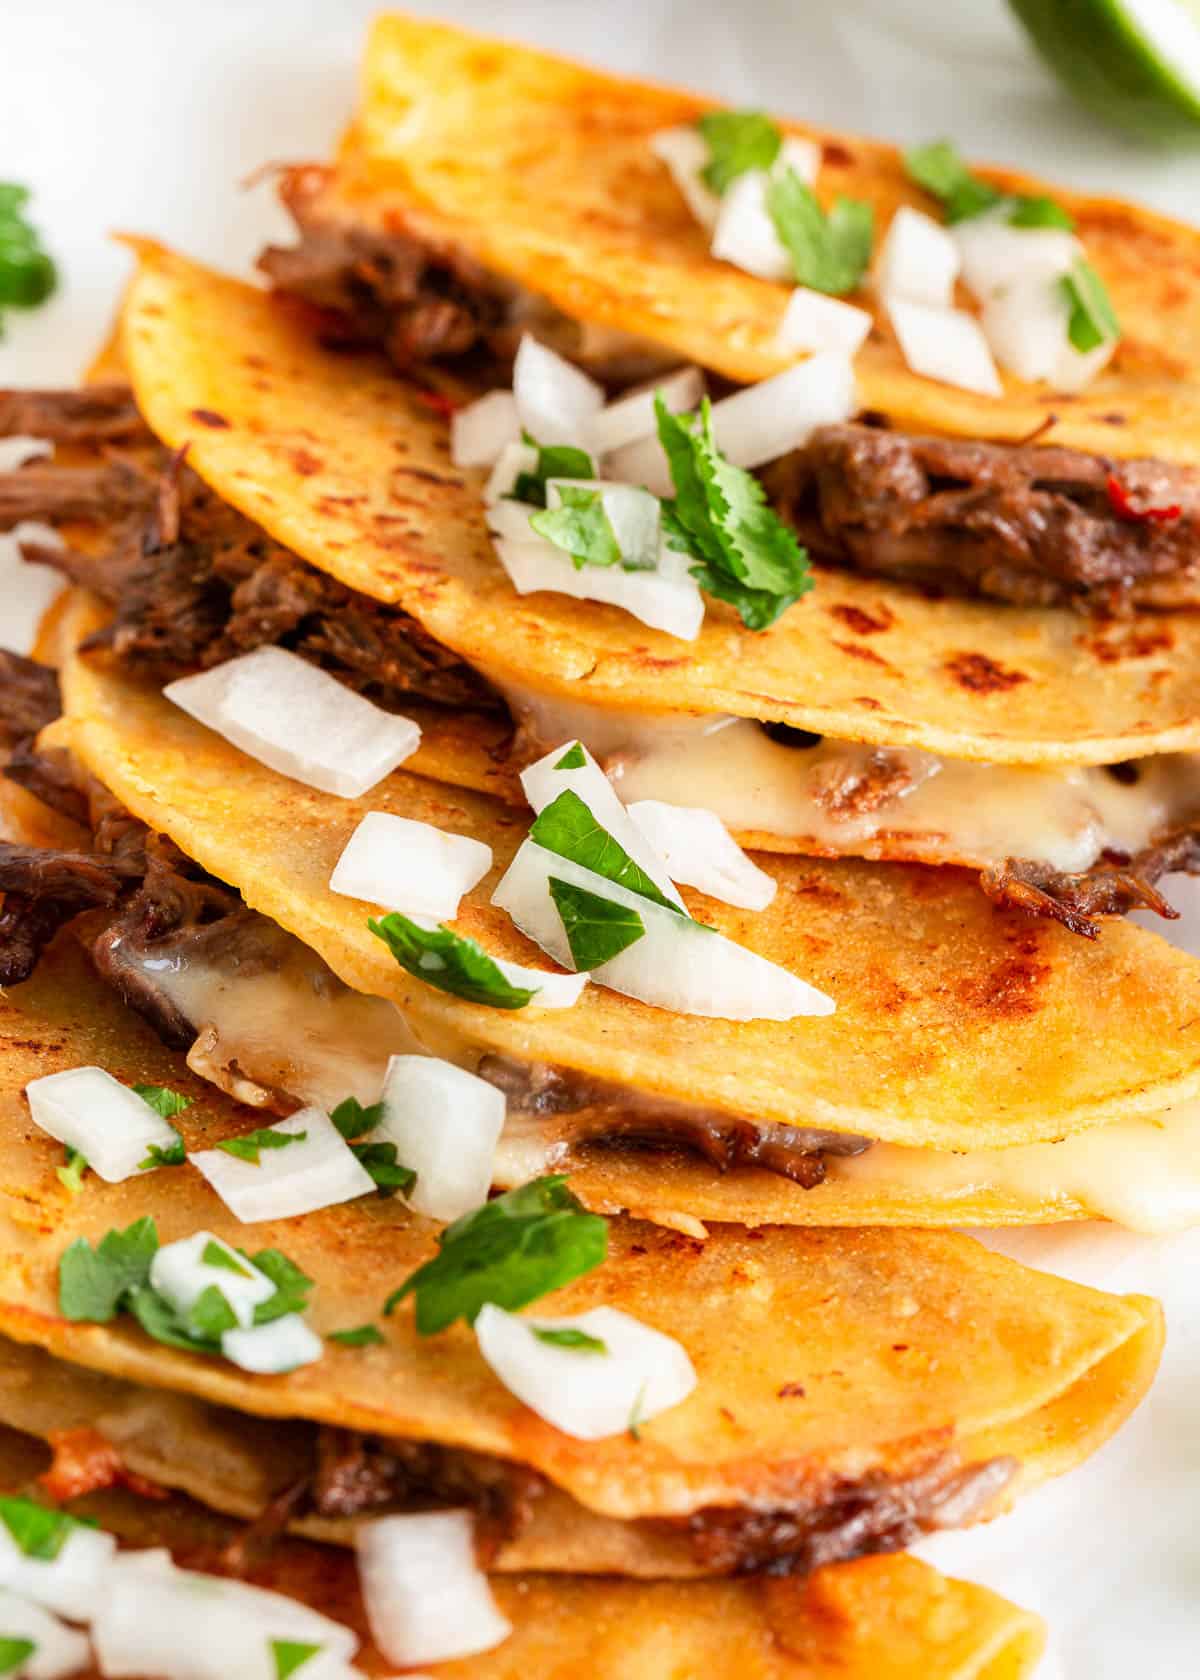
376 1056 506 1221
494 536 704 642
0 438 52 472
150 1232 276 1330
93 1549 356 1680
544 479 661 571
776 288 873 357
484 440 538 505
512 336 604 447
599 431 674 499
0 1519 115 1621
875 206 961 308
0 1589 90 1679
627 801 778 910
329 811 493 921
356 1511 511 1668
980 276 1117 392
492 959 588 1009
711 170 793 282
450 390 520 468
190 1110 375 1223
887 299 1003 397
709 352 858 469
520 740 685 909
24 1066 181 1184
953 207 1080 301
164 648 421 799
0 523 64 658
492 842 834 1019
588 366 704 456
475 1304 696 1440
648 127 722 231
221 1313 323 1375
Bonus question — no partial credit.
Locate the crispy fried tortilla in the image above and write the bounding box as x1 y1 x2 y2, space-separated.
342 13 1200 464
0 940 1161 1578
118 244 1200 769
0 1421 1048 1680
53 591 1200 1165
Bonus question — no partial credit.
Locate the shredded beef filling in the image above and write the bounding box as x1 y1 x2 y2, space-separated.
764 422 1200 612
981 827 1200 939
0 384 144 444
0 650 61 749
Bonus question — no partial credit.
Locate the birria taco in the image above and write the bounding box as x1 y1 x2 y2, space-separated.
63 239 1200 945
0 938 1160 1590
0 1419 1049 1679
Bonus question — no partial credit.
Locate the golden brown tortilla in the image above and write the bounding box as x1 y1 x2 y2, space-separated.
55 590 1200 1157
0 940 1162 1538
0 1420 1048 1680
352 13 1200 463
119 243 1200 769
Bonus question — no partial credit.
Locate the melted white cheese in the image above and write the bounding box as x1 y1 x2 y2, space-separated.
498 681 1200 871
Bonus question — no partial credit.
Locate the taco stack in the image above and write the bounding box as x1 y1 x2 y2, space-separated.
0 12 1191 1674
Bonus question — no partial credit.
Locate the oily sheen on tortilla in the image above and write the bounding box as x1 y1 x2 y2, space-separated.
55 593 1200 1169
0 943 1162 1564
118 244 1200 770
0 1424 1049 1680
350 12 1200 464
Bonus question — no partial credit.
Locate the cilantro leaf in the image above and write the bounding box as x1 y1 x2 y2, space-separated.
904 140 1003 223
124 1284 220 1354
510 441 597 508
385 1175 608 1334
202 1240 253 1277
369 913 536 1009
272 1641 322 1680
533 1326 608 1354
215 1127 307 1165
59 1217 158 1323
766 170 874 295
548 877 646 969
188 1285 239 1340
0 182 57 338
56 1146 88 1197
350 1140 416 1197
133 1083 193 1120
248 1249 313 1323
696 110 782 194
327 1324 385 1347
1061 260 1120 352
0 1637 35 1675
531 789 682 913
1007 195 1075 230
0 1496 85 1560
329 1096 385 1140
655 395 813 630
554 743 587 770
530 486 622 570
140 1134 186 1170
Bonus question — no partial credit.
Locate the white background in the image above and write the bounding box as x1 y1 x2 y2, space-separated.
3 3 1199 1674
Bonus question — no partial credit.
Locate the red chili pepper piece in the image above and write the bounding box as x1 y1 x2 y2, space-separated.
1106 473 1182 524
415 387 458 420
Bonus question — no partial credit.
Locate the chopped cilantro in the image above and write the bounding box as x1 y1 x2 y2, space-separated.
1007 195 1075 230
133 1083 193 1120
510 441 597 508
188 1285 239 1340
0 1496 84 1561
696 110 782 194
247 1249 313 1323
554 743 587 770
272 1640 322 1680
327 1324 386 1347
202 1240 253 1277
530 789 683 913
385 1175 607 1334
329 1096 385 1139
655 394 812 630
530 486 622 570
59 1217 159 1323
1061 259 1120 352
139 1135 186 1170
56 1147 88 1197
532 1326 608 1354
548 877 647 969
0 183 57 338
766 169 873 294
904 140 1003 223
0 1638 35 1675
369 913 536 1009
215 1126 307 1165
350 1140 416 1197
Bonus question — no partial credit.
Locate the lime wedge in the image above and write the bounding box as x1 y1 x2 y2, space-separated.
1009 0 1200 143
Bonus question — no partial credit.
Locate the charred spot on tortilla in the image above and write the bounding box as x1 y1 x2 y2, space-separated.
826 603 895 636
943 652 1029 695
188 408 231 430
